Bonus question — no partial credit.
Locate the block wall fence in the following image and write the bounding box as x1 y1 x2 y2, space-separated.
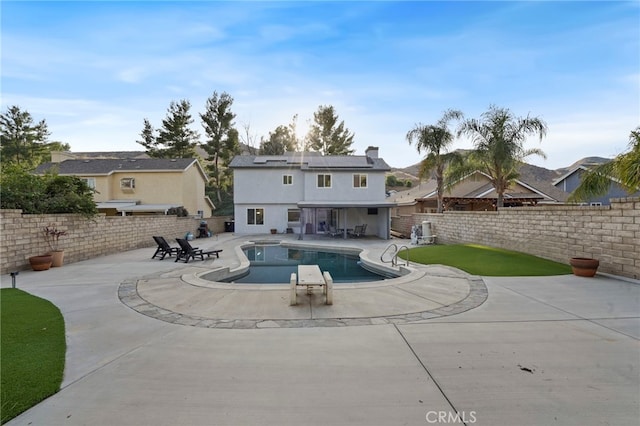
0 210 232 275
391 197 639 280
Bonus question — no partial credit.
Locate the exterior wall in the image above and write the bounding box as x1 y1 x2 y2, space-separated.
303 171 386 202
233 203 298 235
391 197 640 280
181 165 211 217
234 169 305 204
74 164 211 217
89 176 111 202
0 210 221 274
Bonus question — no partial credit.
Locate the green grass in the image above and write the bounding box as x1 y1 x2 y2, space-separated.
400 244 572 276
1 289 66 424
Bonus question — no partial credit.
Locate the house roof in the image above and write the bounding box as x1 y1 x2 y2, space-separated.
552 164 595 186
387 180 438 206
229 152 391 171
51 151 151 160
35 158 199 175
389 167 569 206
35 158 210 183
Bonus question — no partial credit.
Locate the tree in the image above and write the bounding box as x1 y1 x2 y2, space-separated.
260 124 297 155
1 105 51 167
200 91 240 203
138 100 199 158
569 127 640 202
455 105 547 208
406 109 464 213
1 164 97 217
306 105 355 155
136 118 161 158
239 121 259 155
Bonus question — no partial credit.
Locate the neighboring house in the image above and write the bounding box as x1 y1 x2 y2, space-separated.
229 147 396 239
389 169 568 215
552 164 640 206
50 151 151 162
35 158 215 217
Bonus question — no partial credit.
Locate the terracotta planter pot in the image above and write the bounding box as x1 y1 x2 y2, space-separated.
29 255 53 271
570 257 599 277
48 250 64 267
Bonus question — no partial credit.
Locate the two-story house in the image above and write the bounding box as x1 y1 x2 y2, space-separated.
229 147 395 239
35 157 215 217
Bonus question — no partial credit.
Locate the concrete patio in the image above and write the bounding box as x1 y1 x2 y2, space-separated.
2 233 639 426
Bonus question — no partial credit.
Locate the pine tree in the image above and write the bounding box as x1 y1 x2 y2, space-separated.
156 100 199 158
260 124 297 155
136 118 161 157
200 91 240 203
306 105 355 155
0 105 51 167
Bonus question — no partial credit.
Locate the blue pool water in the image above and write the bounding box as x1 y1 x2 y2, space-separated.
222 245 389 284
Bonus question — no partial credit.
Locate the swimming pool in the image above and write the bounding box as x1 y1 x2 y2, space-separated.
207 244 396 284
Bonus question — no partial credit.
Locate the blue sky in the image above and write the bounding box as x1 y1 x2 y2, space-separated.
2 1 639 170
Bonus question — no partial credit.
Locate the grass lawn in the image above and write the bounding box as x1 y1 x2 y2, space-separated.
1 288 66 424
401 244 572 276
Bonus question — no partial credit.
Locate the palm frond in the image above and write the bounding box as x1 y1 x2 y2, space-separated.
568 162 616 202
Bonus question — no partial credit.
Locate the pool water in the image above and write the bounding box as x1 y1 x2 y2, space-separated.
224 245 388 284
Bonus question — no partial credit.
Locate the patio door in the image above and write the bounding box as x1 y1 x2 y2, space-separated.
316 208 332 233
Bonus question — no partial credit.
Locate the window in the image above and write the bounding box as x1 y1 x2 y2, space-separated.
367 208 378 215
353 174 368 188
80 178 96 189
120 178 135 190
247 208 264 225
317 174 331 188
283 175 293 185
287 209 300 222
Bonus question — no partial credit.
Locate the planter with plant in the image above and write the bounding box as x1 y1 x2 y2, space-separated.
43 226 67 267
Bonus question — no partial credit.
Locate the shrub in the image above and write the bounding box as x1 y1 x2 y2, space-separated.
167 206 189 217
0 165 97 218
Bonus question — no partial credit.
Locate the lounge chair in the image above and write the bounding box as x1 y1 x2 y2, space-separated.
348 224 367 238
175 238 222 263
151 236 180 260
328 226 342 238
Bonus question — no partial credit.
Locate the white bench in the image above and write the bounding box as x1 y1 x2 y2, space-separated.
290 264 333 306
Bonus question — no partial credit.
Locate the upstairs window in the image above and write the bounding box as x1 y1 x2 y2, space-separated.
317 174 331 188
120 178 135 190
353 174 368 188
283 175 293 185
81 178 96 189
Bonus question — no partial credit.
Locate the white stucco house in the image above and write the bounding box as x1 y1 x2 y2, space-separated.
229 147 396 239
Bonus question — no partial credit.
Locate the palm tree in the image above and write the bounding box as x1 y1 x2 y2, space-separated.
569 127 640 202
455 105 547 208
406 109 464 213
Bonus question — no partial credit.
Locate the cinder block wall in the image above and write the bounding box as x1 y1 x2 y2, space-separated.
391 197 639 280
0 210 232 274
